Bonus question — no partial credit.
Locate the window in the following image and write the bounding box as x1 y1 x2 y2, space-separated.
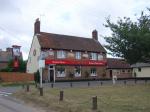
138 67 141 72
122 70 125 73
57 50 66 59
75 52 81 59
91 68 97 76
56 67 66 77
90 53 97 60
74 66 81 77
98 54 103 60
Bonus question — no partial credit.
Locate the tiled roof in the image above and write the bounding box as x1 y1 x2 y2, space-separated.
131 63 150 68
107 58 131 69
37 32 106 53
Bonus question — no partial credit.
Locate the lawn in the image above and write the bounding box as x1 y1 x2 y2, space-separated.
14 84 150 112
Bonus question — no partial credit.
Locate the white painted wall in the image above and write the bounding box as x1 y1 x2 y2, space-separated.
133 67 150 77
26 35 41 73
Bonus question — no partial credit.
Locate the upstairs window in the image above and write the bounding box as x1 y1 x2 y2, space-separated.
75 52 81 59
90 53 97 60
98 54 103 60
91 68 97 76
57 50 66 59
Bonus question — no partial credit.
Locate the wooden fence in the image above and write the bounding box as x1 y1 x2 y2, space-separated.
0 72 34 82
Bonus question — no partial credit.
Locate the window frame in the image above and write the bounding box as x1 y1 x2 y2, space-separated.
56 67 66 77
75 52 81 59
90 53 97 60
90 68 97 76
74 66 81 77
57 50 66 59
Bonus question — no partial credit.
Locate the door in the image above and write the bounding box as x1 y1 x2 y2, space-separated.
110 70 112 78
50 70 54 82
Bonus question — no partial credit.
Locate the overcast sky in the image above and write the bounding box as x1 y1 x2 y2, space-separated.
0 0 150 60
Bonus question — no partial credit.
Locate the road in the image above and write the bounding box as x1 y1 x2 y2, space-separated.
0 87 45 112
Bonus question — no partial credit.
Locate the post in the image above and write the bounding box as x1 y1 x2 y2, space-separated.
100 81 103 86
145 79 147 84
92 96 97 110
70 82 72 87
88 82 90 87
40 68 43 88
60 91 64 101
39 87 43 96
51 83 54 88
26 84 29 92
134 79 137 84
124 80 127 85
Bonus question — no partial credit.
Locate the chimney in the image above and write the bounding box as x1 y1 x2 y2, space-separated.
92 29 98 40
34 18 40 35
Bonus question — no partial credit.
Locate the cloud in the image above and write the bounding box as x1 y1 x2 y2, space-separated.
0 0 150 59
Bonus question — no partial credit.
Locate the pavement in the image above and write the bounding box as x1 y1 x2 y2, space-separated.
43 79 150 88
0 87 45 112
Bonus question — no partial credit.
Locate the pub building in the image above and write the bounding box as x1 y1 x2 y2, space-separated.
27 18 107 82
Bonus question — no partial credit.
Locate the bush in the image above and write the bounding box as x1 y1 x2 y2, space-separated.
34 70 40 83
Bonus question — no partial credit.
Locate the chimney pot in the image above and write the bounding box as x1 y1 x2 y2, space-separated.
92 30 98 40
34 18 40 35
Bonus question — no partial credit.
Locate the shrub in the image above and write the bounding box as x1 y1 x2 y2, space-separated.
34 70 40 83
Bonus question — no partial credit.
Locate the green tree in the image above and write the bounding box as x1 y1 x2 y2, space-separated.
104 9 150 64
0 59 26 72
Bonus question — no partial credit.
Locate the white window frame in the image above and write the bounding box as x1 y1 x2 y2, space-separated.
74 66 81 77
98 54 103 60
90 68 97 76
56 67 66 77
57 50 66 59
90 53 97 60
75 52 81 59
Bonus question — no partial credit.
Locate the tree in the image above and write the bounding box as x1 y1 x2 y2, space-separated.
0 59 26 72
104 9 150 64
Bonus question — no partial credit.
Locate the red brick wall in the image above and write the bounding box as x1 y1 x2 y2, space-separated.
0 72 34 82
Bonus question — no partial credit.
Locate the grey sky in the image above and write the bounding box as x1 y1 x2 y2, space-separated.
0 0 150 60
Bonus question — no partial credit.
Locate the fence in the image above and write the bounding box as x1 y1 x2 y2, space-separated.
0 72 34 82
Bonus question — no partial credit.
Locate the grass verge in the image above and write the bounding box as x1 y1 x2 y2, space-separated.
14 84 150 112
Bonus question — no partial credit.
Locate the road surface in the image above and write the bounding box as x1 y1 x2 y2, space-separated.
0 87 45 112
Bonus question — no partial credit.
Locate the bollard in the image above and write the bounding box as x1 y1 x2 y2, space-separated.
88 82 90 87
134 80 137 84
124 80 127 85
92 96 97 110
26 84 29 92
35 83 38 88
100 81 103 86
145 80 147 84
70 82 72 87
39 87 43 96
60 91 64 101
51 83 54 88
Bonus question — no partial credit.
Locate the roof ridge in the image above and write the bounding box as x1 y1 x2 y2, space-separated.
40 32 93 40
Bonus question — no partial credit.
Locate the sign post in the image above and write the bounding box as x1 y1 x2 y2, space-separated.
38 59 45 96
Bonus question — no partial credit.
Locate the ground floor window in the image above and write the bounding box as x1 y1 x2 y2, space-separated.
56 66 66 77
74 66 81 77
91 68 97 76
